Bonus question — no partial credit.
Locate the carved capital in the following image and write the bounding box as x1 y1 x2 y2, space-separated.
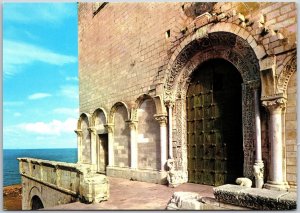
74 129 83 137
127 121 138 130
262 97 286 114
104 124 114 133
154 114 168 126
87 127 97 134
165 100 175 108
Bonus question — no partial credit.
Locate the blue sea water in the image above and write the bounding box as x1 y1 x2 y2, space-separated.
3 148 78 187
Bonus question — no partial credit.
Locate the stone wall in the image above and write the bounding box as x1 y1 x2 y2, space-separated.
78 2 297 187
18 158 109 209
285 72 297 189
113 105 130 167
137 98 160 170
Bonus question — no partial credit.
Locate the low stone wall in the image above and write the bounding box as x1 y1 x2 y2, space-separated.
213 184 297 210
18 158 109 210
106 166 167 184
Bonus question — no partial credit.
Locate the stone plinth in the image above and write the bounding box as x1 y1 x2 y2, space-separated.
79 173 109 203
213 184 297 210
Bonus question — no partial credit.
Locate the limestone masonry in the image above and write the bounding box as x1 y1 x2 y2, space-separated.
19 2 297 210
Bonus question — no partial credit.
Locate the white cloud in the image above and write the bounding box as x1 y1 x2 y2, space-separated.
18 118 77 136
28 93 52 100
66 76 78 81
3 40 77 77
59 85 78 99
13 112 21 117
4 3 75 25
53 107 79 117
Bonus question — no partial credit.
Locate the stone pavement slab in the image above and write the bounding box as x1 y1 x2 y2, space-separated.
47 176 214 210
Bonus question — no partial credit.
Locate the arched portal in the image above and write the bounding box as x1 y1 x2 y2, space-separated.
163 30 264 181
31 195 44 210
187 59 243 186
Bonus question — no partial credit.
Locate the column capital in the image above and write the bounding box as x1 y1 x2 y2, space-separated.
165 100 175 108
154 114 168 126
87 127 97 134
262 97 287 114
74 129 83 136
104 123 114 133
127 120 138 130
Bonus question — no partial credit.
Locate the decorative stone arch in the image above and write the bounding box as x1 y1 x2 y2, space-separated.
91 108 108 126
109 101 131 168
76 113 92 164
29 186 44 210
77 113 92 129
277 54 297 96
162 24 265 179
108 102 130 124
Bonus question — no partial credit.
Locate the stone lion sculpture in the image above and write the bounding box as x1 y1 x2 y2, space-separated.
236 177 252 187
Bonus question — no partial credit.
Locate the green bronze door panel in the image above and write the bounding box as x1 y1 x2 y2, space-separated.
187 59 243 186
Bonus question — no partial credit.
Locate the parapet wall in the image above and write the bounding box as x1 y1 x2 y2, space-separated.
18 158 109 210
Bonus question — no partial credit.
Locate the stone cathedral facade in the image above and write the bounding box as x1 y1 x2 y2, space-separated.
77 2 297 192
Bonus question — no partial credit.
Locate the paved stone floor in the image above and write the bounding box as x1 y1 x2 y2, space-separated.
47 177 214 210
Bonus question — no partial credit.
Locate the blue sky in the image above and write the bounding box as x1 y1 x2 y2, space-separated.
3 3 79 149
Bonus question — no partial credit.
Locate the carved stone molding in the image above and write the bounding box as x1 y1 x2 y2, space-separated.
127 121 138 130
74 129 83 137
87 127 97 134
104 124 114 134
277 54 297 95
262 97 287 114
154 114 168 126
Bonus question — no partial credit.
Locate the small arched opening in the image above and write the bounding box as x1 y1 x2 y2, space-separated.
31 195 44 210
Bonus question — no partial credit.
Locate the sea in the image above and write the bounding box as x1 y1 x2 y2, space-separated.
3 148 78 187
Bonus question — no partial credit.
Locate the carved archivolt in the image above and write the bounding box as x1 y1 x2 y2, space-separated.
277 54 297 95
164 31 260 101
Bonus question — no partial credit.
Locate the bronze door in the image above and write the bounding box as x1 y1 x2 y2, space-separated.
187 59 243 186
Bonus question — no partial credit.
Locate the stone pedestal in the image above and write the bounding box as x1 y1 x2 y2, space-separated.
79 173 109 203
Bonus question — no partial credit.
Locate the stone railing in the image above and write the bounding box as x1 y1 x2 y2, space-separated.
18 158 109 203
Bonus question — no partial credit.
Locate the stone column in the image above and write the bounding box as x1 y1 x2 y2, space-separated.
104 124 114 167
262 98 289 191
88 127 98 169
128 121 138 169
74 129 83 163
154 114 168 171
253 89 264 188
166 101 174 159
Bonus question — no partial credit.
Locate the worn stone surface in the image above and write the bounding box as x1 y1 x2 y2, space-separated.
214 184 297 210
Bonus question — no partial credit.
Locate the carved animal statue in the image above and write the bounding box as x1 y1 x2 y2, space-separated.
236 177 252 187
253 164 264 179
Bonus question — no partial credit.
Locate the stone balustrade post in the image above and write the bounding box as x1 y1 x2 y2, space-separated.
262 97 289 191
104 124 114 167
154 114 168 171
